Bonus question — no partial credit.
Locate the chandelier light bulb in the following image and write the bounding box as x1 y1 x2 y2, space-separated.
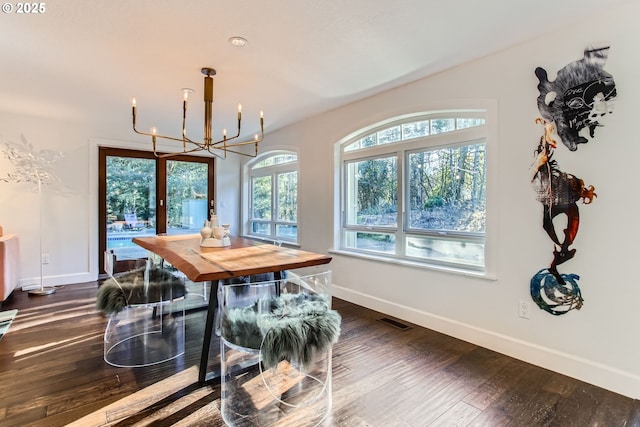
182 88 194 101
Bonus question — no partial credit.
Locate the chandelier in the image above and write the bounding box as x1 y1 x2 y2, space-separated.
132 67 264 159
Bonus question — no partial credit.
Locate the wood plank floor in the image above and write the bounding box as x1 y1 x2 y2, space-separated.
0 281 639 426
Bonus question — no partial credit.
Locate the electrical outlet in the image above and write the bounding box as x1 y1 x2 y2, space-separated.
41 253 50 264
518 300 530 319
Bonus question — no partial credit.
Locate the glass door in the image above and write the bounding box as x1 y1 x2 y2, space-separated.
164 159 213 235
99 148 214 273
102 150 157 263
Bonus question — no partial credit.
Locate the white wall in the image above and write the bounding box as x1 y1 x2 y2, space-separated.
0 0 638 399
0 114 97 286
256 1 640 398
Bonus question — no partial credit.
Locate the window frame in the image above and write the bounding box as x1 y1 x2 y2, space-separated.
338 111 489 273
244 150 299 244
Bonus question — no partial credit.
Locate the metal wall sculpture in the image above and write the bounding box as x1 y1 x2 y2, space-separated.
530 44 617 315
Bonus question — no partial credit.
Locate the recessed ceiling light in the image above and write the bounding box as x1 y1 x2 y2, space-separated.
229 36 248 47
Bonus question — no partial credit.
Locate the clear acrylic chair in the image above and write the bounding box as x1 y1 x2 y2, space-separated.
219 269 339 427
99 251 186 367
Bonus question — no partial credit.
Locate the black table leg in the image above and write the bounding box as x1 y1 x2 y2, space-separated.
274 270 283 296
198 273 284 384
199 280 219 384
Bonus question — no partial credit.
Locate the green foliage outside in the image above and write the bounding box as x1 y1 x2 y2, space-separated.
166 160 208 228
106 157 155 224
353 142 486 232
277 171 297 222
106 157 209 229
252 171 298 222
252 176 272 220
354 156 397 222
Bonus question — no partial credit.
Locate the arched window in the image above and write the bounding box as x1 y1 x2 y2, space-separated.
244 150 298 243
337 112 488 272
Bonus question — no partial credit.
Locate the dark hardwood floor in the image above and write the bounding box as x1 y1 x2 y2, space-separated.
0 281 639 426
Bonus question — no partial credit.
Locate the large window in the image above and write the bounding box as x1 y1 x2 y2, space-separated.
245 151 298 243
339 113 487 272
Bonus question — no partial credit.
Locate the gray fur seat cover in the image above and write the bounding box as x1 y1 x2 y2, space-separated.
221 292 341 369
96 267 186 314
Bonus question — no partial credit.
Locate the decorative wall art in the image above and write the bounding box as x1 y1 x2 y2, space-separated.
529 44 617 315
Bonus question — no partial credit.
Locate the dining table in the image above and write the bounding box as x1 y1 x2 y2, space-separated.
132 234 332 384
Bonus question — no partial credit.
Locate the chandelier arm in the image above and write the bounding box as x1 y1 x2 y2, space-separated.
133 125 193 144
208 133 262 158
210 135 263 149
222 137 263 147
209 133 241 147
211 120 242 146
203 148 227 160
182 135 208 149
135 130 206 158
209 118 263 147
208 146 257 158
156 146 215 159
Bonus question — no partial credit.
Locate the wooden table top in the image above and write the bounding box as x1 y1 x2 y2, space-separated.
132 234 332 282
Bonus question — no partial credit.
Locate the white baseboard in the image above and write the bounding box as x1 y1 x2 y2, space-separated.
18 272 96 289
333 285 640 400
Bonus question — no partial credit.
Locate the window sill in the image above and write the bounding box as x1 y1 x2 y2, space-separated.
242 234 301 248
328 248 496 281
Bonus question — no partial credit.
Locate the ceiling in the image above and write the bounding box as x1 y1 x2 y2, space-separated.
0 0 628 143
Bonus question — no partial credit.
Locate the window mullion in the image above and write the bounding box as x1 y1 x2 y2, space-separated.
396 150 404 257
271 172 277 238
